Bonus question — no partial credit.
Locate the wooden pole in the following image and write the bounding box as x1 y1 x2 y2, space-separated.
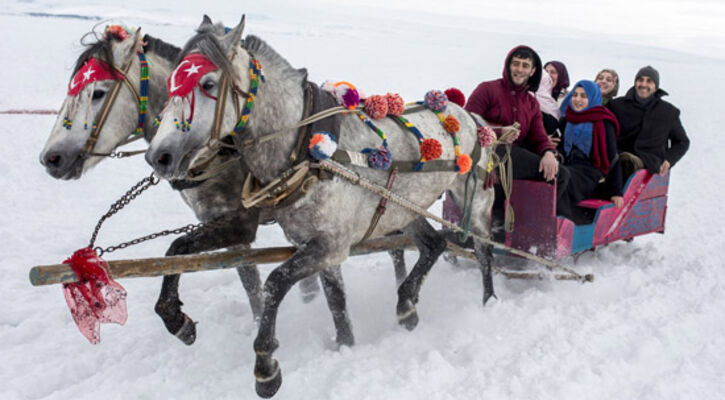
29 234 592 286
29 234 416 286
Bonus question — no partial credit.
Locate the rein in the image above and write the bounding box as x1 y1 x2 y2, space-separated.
79 34 150 160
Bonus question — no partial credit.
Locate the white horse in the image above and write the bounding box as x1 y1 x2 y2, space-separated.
38 27 267 345
145 16 495 397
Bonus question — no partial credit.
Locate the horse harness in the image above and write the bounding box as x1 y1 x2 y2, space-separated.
190 49 491 243
72 30 151 160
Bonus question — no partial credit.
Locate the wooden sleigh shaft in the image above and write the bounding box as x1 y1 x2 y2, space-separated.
30 233 588 287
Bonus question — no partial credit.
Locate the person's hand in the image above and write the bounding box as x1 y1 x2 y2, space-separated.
539 151 559 181
611 196 623 208
659 160 671 176
548 134 561 147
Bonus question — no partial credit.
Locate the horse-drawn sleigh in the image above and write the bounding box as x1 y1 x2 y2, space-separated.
34 16 668 398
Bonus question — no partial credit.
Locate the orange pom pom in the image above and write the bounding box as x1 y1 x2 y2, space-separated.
457 154 472 174
443 115 460 134
420 138 442 161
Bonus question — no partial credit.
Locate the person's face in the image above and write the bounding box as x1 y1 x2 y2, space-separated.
545 64 558 87
595 71 616 96
571 87 589 111
510 56 536 87
635 75 656 99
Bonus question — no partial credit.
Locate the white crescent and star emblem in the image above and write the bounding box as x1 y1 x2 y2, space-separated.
169 60 189 93
82 67 95 81
184 63 201 76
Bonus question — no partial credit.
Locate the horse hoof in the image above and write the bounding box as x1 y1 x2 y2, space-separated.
336 331 355 348
396 299 419 331
482 292 498 307
174 315 197 345
255 360 282 398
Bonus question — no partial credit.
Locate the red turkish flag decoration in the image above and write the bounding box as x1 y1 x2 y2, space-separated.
62 248 127 344
167 53 218 97
68 58 124 96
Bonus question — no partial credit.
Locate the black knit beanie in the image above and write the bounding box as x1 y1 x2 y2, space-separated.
635 65 660 88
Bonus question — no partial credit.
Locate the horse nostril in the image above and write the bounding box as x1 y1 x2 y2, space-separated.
157 153 172 166
45 154 62 167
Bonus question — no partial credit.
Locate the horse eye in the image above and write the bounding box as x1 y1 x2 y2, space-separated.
92 90 106 100
202 81 215 91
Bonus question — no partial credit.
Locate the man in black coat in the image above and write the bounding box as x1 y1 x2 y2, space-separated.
609 66 690 177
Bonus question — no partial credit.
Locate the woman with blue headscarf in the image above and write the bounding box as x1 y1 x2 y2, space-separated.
557 80 623 221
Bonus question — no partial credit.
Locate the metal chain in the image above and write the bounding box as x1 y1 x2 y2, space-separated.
88 172 160 250
94 223 205 256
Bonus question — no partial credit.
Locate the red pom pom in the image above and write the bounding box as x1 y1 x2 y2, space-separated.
444 88 466 108
420 138 442 161
457 154 472 174
365 95 388 119
105 25 131 41
443 115 460 134
386 93 405 116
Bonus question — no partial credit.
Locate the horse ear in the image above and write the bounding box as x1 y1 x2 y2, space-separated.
111 27 142 64
222 14 246 55
200 14 213 28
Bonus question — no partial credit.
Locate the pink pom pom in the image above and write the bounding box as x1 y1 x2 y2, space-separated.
424 90 448 112
477 126 496 147
444 88 466 108
364 95 388 119
420 138 443 161
386 93 405 116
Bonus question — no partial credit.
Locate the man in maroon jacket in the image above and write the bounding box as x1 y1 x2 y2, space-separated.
465 46 571 234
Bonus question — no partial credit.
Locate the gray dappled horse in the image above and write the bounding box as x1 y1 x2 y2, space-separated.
39 28 295 345
145 17 495 397
38 26 407 347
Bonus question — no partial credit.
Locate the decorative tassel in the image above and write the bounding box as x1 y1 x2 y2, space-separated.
423 90 448 112
309 131 337 160
386 93 405 116
364 95 388 119
456 154 472 174
419 138 442 161
444 88 466 107
362 146 392 170
477 126 496 147
443 115 460 134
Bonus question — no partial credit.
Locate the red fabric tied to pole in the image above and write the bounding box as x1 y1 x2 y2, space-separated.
62 248 127 344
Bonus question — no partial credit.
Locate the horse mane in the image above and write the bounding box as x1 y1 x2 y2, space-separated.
242 35 307 82
72 32 117 79
71 31 181 80
142 34 181 63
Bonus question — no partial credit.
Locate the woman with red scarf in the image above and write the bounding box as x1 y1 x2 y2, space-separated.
557 80 623 222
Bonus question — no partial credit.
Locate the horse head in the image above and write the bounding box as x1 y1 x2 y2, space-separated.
40 27 145 179
146 15 250 180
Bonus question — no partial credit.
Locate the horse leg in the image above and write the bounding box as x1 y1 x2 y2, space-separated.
385 230 407 286
446 180 496 305
254 237 337 398
319 264 354 347
298 274 321 303
157 211 261 344
396 218 446 331
235 260 264 321
474 242 496 305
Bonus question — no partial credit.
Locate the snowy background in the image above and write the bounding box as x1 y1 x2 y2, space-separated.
2 1 724 399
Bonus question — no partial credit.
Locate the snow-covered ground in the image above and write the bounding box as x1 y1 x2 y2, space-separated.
1 1 724 399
